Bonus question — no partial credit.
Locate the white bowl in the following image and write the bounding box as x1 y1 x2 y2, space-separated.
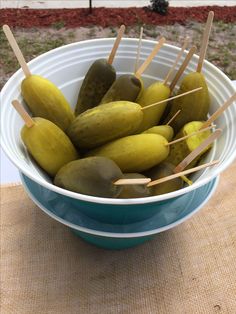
1 38 236 206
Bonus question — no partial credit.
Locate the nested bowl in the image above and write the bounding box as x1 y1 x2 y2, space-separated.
20 173 219 249
1 38 236 224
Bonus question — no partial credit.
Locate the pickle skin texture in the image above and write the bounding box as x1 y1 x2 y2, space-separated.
165 72 210 133
87 134 170 173
166 121 212 168
21 117 79 177
54 157 123 198
75 59 116 115
145 162 183 196
21 75 74 131
117 173 152 198
100 74 141 104
67 101 143 149
137 82 171 132
143 125 174 141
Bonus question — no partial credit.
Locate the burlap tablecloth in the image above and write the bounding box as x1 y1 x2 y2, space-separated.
1 163 236 314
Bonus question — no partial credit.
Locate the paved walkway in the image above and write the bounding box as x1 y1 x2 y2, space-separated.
1 0 235 9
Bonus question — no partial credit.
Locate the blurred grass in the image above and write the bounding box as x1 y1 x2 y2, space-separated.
1 21 235 90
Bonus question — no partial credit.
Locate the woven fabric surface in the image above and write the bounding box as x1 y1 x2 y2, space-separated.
1 163 236 314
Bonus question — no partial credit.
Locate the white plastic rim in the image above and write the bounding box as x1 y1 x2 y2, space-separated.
1 38 236 205
20 172 220 238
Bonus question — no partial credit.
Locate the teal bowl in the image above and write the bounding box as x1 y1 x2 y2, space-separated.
20 173 219 250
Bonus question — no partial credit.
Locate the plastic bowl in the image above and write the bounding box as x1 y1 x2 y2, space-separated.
20 172 219 250
1 38 236 224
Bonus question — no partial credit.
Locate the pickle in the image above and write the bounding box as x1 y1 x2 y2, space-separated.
117 173 152 198
164 72 210 133
87 134 169 173
54 157 123 198
136 77 145 101
21 117 79 177
143 125 174 141
166 121 212 168
75 59 116 115
145 162 183 196
137 82 170 131
100 74 142 104
21 75 74 131
67 101 143 149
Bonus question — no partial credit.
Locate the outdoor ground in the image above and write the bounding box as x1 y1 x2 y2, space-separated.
1 21 235 90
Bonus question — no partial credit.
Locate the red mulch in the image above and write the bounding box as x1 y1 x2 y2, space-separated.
1 6 236 28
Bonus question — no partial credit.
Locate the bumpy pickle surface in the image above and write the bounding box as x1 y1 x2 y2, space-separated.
117 173 152 198
143 125 174 141
100 74 142 104
164 72 210 133
67 101 143 149
21 117 78 177
21 75 74 131
54 157 123 198
166 121 212 168
75 59 116 115
137 82 170 132
87 133 169 173
145 162 183 196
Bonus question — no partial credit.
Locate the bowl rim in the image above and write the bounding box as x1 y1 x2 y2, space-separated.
20 172 219 238
1 38 236 205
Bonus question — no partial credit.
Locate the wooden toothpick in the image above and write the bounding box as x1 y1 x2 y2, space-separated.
166 125 216 146
141 87 202 111
147 160 219 187
200 92 236 130
114 177 151 186
197 11 214 73
134 26 144 73
169 46 197 92
135 37 166 79
166 110 181 126
12 100 35 128
173 129 222 173
163 36 190 86
3 25 31 77
107 25 126 65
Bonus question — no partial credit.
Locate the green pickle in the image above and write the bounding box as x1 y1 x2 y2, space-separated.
21 75 74 131
118 173 152 198
87 133 170 173
164 72 210 133
54 157 123 198
75 59 116 115
67 101 143 149
145 162 183 195
21 117 79 177
167 121 212 168
137 82 171 132
100 74 142 104
143 125 174 141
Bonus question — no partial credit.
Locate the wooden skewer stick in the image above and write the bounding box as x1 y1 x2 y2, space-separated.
166 124 216 146
12 100 35 128
163 36 190 86
166 110 181 126
142 87 202 111
169 46 197 92
200 92 236 130
147 160 219 187
107 25 126 65
197 11 214 73
3 25 31 77
114 177 151 186
174 129 222 173
135 37 166 79
134 26 144 73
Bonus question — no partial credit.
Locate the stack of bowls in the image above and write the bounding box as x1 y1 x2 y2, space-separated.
1 38 236 249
